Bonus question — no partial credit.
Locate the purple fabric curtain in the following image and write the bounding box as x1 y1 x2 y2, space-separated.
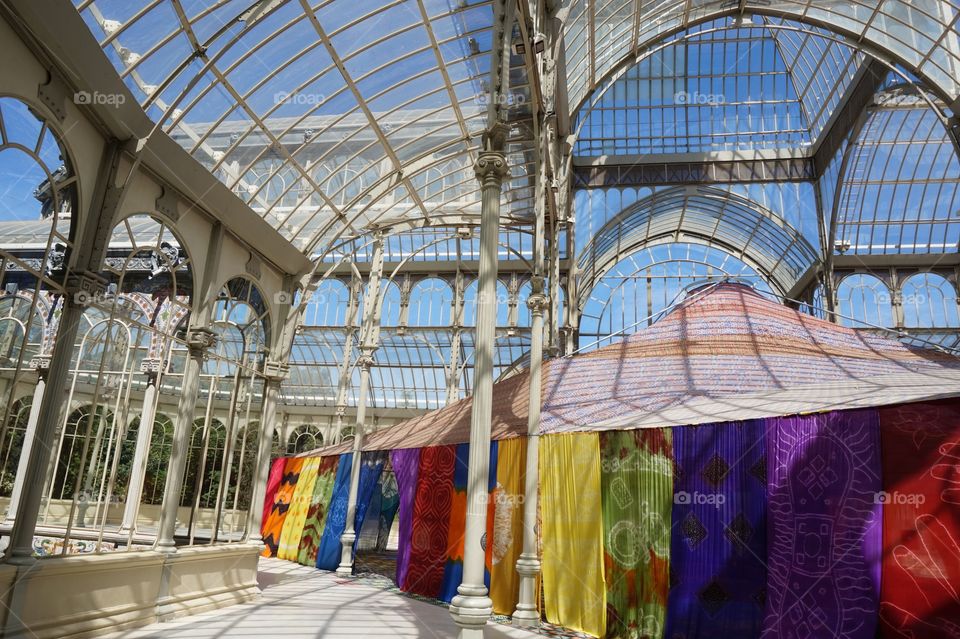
763 409 882 639
665 420 768 639
390 447 421 588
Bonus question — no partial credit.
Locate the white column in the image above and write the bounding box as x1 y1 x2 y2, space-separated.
154 327 216 553
337 233 384 575
4 357 50 524
513 290 547 625
5 273 104 564
449 128 508 639
244 361 287 544
119 359 161 532
335 350 374 576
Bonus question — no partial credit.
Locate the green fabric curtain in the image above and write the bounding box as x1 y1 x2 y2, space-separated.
600 429 673 639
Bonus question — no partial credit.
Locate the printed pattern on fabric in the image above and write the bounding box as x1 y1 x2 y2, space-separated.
390 448 421 588
297 456 340 566
878 400 960 639
600 429 672 639
404 445 456 597
440 443 469 603
763 410 882 639
316 453 353 570
541 432 606 638
352 451 387 553
262 457 286 528
489 436 528 616
277 457 321 561
261 457 304 558
665 421 767 639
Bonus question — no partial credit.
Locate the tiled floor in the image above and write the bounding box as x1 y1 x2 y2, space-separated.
110 558 546 638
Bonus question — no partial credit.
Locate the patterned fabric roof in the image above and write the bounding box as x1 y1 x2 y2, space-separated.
306 283 960 454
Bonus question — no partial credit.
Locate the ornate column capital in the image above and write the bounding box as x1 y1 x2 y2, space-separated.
64 271 107 308
140 357 163 383
262 359 290 384
185 327 217 357
526 292 550 316
474 151 509 187
355 354 376 372
30 355 51 380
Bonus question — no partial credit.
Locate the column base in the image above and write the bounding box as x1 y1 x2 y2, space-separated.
154 540 178 554
4 548 37 566
449 584 492 639
512 553 541 627
335 531 356 577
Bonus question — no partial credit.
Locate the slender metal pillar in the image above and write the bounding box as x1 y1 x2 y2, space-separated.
4 357 50 524
154 328 216 553
119 360 161 532
337 233 384 575
245 361 288 544
5 273 105 564
513 289 547 624
449 127 508 639
335 349 374 576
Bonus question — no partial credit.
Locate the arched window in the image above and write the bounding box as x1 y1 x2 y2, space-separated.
463 279 510 327
407 278 453 326
901 273 960 328
301 279 350 326
836 274 895 328
51 405 114 501
0 396 32 496
141 414 174 505
362 281 401 326
180 417 226 509
515 281 533 327
287 424 323 454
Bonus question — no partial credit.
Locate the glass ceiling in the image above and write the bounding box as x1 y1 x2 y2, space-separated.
74 0 535 257
564 1 960 113
575 18 864 155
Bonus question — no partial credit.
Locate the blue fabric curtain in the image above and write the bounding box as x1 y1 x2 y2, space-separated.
316 453 353 571
353 452 387 553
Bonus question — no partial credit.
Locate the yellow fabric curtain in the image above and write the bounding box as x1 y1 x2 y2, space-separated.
541 432 606 638
489 436 528 615
277 457 321 560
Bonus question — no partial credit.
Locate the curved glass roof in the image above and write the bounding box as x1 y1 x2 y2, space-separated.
564 1 960 112
74 0 535 256
577 186 818 295
575 17 864 154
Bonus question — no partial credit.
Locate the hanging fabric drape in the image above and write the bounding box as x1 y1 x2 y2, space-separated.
376 470 400 551
665 421 767 639
262 457 286 527
763 410 882 639
484 440 499 589
277 456 321 561
261 457 304 557
404 445 456 596
541 432 606 638
489 436 527 616
439 443 470 603
878 400 960 639
316 453 353 570
352 451 387 553
599 429 673 639
390 447 421 588
297 455 340 567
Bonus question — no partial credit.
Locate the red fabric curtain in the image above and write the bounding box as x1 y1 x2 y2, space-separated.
879 399 960 638
403 445 456 597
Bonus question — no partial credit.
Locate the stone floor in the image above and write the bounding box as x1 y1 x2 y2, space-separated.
109 558 547 638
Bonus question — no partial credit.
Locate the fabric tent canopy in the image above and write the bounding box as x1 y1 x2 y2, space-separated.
303 283 960 455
